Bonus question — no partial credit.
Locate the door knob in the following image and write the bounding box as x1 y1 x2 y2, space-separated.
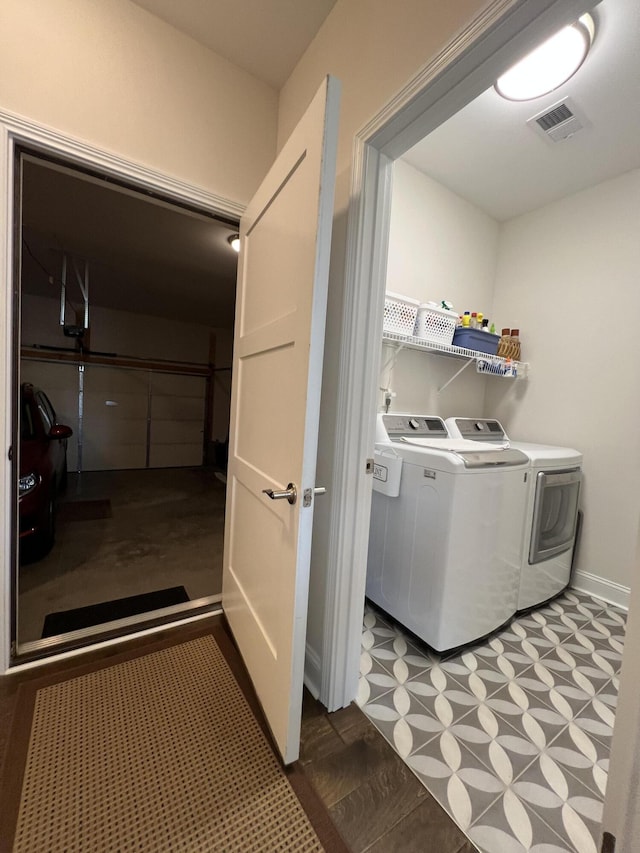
262 483 297 505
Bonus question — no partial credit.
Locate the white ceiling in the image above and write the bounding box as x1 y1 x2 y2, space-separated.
130 0 337 89
403 0 640 221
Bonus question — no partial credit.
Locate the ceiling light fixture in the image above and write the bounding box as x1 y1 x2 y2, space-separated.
495 14 594 101
228 233 240 253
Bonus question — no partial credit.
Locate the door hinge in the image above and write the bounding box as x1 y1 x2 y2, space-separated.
8 445 13 461
365 458 374 474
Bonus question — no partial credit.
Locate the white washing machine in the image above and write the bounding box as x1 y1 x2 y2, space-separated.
445 418 582 611
366 413 529 651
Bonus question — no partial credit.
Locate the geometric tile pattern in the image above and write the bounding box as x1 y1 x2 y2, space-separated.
357 589 626 853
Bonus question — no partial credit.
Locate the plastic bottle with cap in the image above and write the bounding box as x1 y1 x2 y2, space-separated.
477 312 484 329
462 311 470 328
470 312 478 329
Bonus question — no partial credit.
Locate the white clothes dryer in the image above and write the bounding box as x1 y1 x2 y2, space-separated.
445 418 582 611
366 413 529 651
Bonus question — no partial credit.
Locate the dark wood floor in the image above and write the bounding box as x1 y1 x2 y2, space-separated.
0 617 476 852
300 692 476 852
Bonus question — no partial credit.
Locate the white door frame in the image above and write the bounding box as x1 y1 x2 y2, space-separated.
0 108 244 671
323 0 600 712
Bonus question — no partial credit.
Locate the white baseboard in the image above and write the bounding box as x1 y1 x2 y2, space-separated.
571 571 630 611
303 643 322 700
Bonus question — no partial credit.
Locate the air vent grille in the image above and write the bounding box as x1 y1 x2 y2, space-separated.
527 97 588 144
537 103 573 131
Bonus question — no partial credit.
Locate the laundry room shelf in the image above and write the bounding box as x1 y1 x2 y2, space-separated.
382 331 529 379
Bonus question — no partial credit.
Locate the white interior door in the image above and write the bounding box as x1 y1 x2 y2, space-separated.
222 76 340 764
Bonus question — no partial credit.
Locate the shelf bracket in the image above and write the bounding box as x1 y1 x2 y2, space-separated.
438 358 474 393
381 340 405 375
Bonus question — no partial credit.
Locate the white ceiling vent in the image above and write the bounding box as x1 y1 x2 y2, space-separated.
527 97 589 144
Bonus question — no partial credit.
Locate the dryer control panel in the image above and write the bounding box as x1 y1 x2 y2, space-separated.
447 417 508 442
382 414 448 440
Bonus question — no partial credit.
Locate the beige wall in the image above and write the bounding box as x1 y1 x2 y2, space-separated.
278 0 490 152
276 0 493 679
0 0 278 205
487 169 640 591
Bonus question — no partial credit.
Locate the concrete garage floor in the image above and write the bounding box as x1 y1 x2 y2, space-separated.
18 467 226 645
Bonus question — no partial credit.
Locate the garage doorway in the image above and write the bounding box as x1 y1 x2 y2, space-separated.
14 149 238 657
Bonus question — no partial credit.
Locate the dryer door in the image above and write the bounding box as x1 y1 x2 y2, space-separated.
529 469 581 564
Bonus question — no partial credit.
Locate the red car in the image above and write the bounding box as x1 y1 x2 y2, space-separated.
19 383 73 556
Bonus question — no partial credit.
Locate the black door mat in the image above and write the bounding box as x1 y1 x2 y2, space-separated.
58 499 113 522
41 586 190 638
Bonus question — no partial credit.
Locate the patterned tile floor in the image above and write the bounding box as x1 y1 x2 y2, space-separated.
357 589 625 853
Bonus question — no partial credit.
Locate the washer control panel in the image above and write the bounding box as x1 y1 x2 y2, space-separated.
383 414 448 439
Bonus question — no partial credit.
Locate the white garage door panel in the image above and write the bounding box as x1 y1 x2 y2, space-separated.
151 395 205 421
83 367 148 471
19 364 207 472
149 374 206 470
82 416 147 445
151 420 203 445
83 440 147 471
83 393 148 421
149 443 203 468
82 414 147 470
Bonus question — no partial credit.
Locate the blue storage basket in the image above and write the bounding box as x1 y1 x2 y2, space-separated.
452 327 500 355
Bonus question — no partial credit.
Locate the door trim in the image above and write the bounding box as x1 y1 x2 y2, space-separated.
323 0 599 710
0 108 244 672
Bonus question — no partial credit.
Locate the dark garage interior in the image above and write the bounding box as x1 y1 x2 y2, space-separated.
16 151 239 651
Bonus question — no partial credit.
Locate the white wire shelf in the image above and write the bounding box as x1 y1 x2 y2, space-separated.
382 331 529 379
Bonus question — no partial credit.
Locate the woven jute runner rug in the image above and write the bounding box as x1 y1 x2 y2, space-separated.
0 627 347 852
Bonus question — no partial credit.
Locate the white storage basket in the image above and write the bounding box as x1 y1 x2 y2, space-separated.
383 291 420 335
414 303 458 345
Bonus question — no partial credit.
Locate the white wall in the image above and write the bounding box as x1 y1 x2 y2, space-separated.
276 0 494 688
0 0 278 205
486 169 640 592
383 160 499 417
